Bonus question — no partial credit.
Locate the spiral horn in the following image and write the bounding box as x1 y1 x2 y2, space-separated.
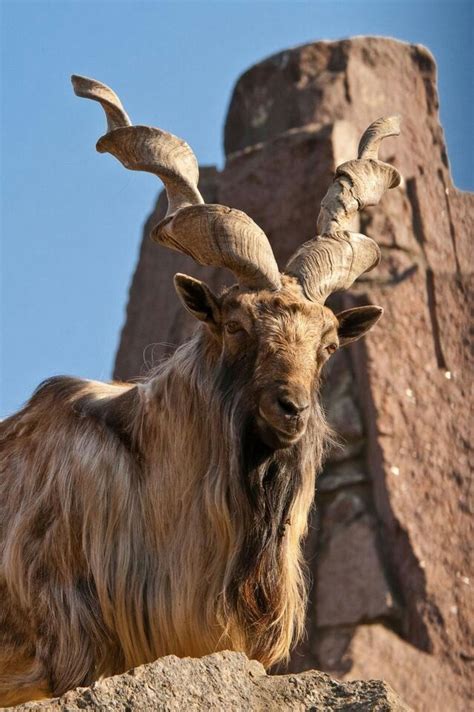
285 116 401 303
72 75 281 291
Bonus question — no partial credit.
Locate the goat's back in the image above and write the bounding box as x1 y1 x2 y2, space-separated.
0 376 140 704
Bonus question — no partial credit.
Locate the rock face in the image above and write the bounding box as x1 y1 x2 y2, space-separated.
113 38 473 712
10 651 410 711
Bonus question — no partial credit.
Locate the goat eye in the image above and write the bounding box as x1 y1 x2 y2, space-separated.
225 321 243 334
325 343 338 355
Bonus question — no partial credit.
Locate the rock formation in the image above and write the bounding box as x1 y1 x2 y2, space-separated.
113 37 473 711
9 651 410 711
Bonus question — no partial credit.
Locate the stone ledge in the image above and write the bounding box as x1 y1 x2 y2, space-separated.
10 651 410 711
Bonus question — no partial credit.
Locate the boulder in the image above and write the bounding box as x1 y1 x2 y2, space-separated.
9 651 410 711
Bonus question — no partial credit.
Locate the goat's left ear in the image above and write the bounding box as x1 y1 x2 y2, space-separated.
335 306 383 346
174 273 220 327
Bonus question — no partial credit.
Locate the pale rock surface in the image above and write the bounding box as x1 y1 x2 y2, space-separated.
9 651 410 711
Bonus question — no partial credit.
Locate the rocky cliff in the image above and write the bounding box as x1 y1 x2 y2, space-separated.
113 38 473 711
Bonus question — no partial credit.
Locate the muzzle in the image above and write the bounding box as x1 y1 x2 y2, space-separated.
257 383 310 449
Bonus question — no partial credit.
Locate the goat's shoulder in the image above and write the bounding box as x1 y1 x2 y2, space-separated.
74 379 141 454
1 376 141 455
0 376 84 440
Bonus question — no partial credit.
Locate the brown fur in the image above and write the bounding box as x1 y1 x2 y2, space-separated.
0 276 359 705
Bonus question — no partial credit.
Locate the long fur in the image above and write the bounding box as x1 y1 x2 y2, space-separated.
0 326 331 704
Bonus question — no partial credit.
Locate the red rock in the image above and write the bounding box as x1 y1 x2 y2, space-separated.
224 37 447 188
315 494 396 627
310 626 354 674
317 460 367 493
219 120 359 267
344 625 471 712
113 38 473 712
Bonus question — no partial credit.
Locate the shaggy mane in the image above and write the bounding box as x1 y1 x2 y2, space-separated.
0 329 331 702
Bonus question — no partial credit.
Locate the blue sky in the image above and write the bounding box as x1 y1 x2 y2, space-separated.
1 0 472 416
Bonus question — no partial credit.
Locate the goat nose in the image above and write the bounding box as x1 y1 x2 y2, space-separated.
277 388 310 417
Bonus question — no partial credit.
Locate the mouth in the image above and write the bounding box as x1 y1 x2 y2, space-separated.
256 409 304 450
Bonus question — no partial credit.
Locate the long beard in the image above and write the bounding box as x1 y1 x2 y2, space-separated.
214 362 324 587
207 349 330 662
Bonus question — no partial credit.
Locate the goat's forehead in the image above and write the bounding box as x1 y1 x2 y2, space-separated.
221 288 337 335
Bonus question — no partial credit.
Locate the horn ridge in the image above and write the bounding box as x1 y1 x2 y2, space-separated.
152 204 282 291
286 232 380 304
96 126 203 216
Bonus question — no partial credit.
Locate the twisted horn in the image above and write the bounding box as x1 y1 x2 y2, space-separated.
71 75 131 131
72 75 281 291
285 116 401 303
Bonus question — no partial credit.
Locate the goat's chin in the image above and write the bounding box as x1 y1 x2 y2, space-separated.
256 417 304 451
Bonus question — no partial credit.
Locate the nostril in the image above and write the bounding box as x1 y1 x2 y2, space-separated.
277 397 309 417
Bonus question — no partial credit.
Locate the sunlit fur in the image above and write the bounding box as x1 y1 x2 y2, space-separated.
0 276 340 705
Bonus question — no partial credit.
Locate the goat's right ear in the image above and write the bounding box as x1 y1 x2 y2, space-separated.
174 274 220 327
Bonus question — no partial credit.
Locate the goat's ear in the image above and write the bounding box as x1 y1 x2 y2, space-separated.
335 306 383 346
174 273 220 326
